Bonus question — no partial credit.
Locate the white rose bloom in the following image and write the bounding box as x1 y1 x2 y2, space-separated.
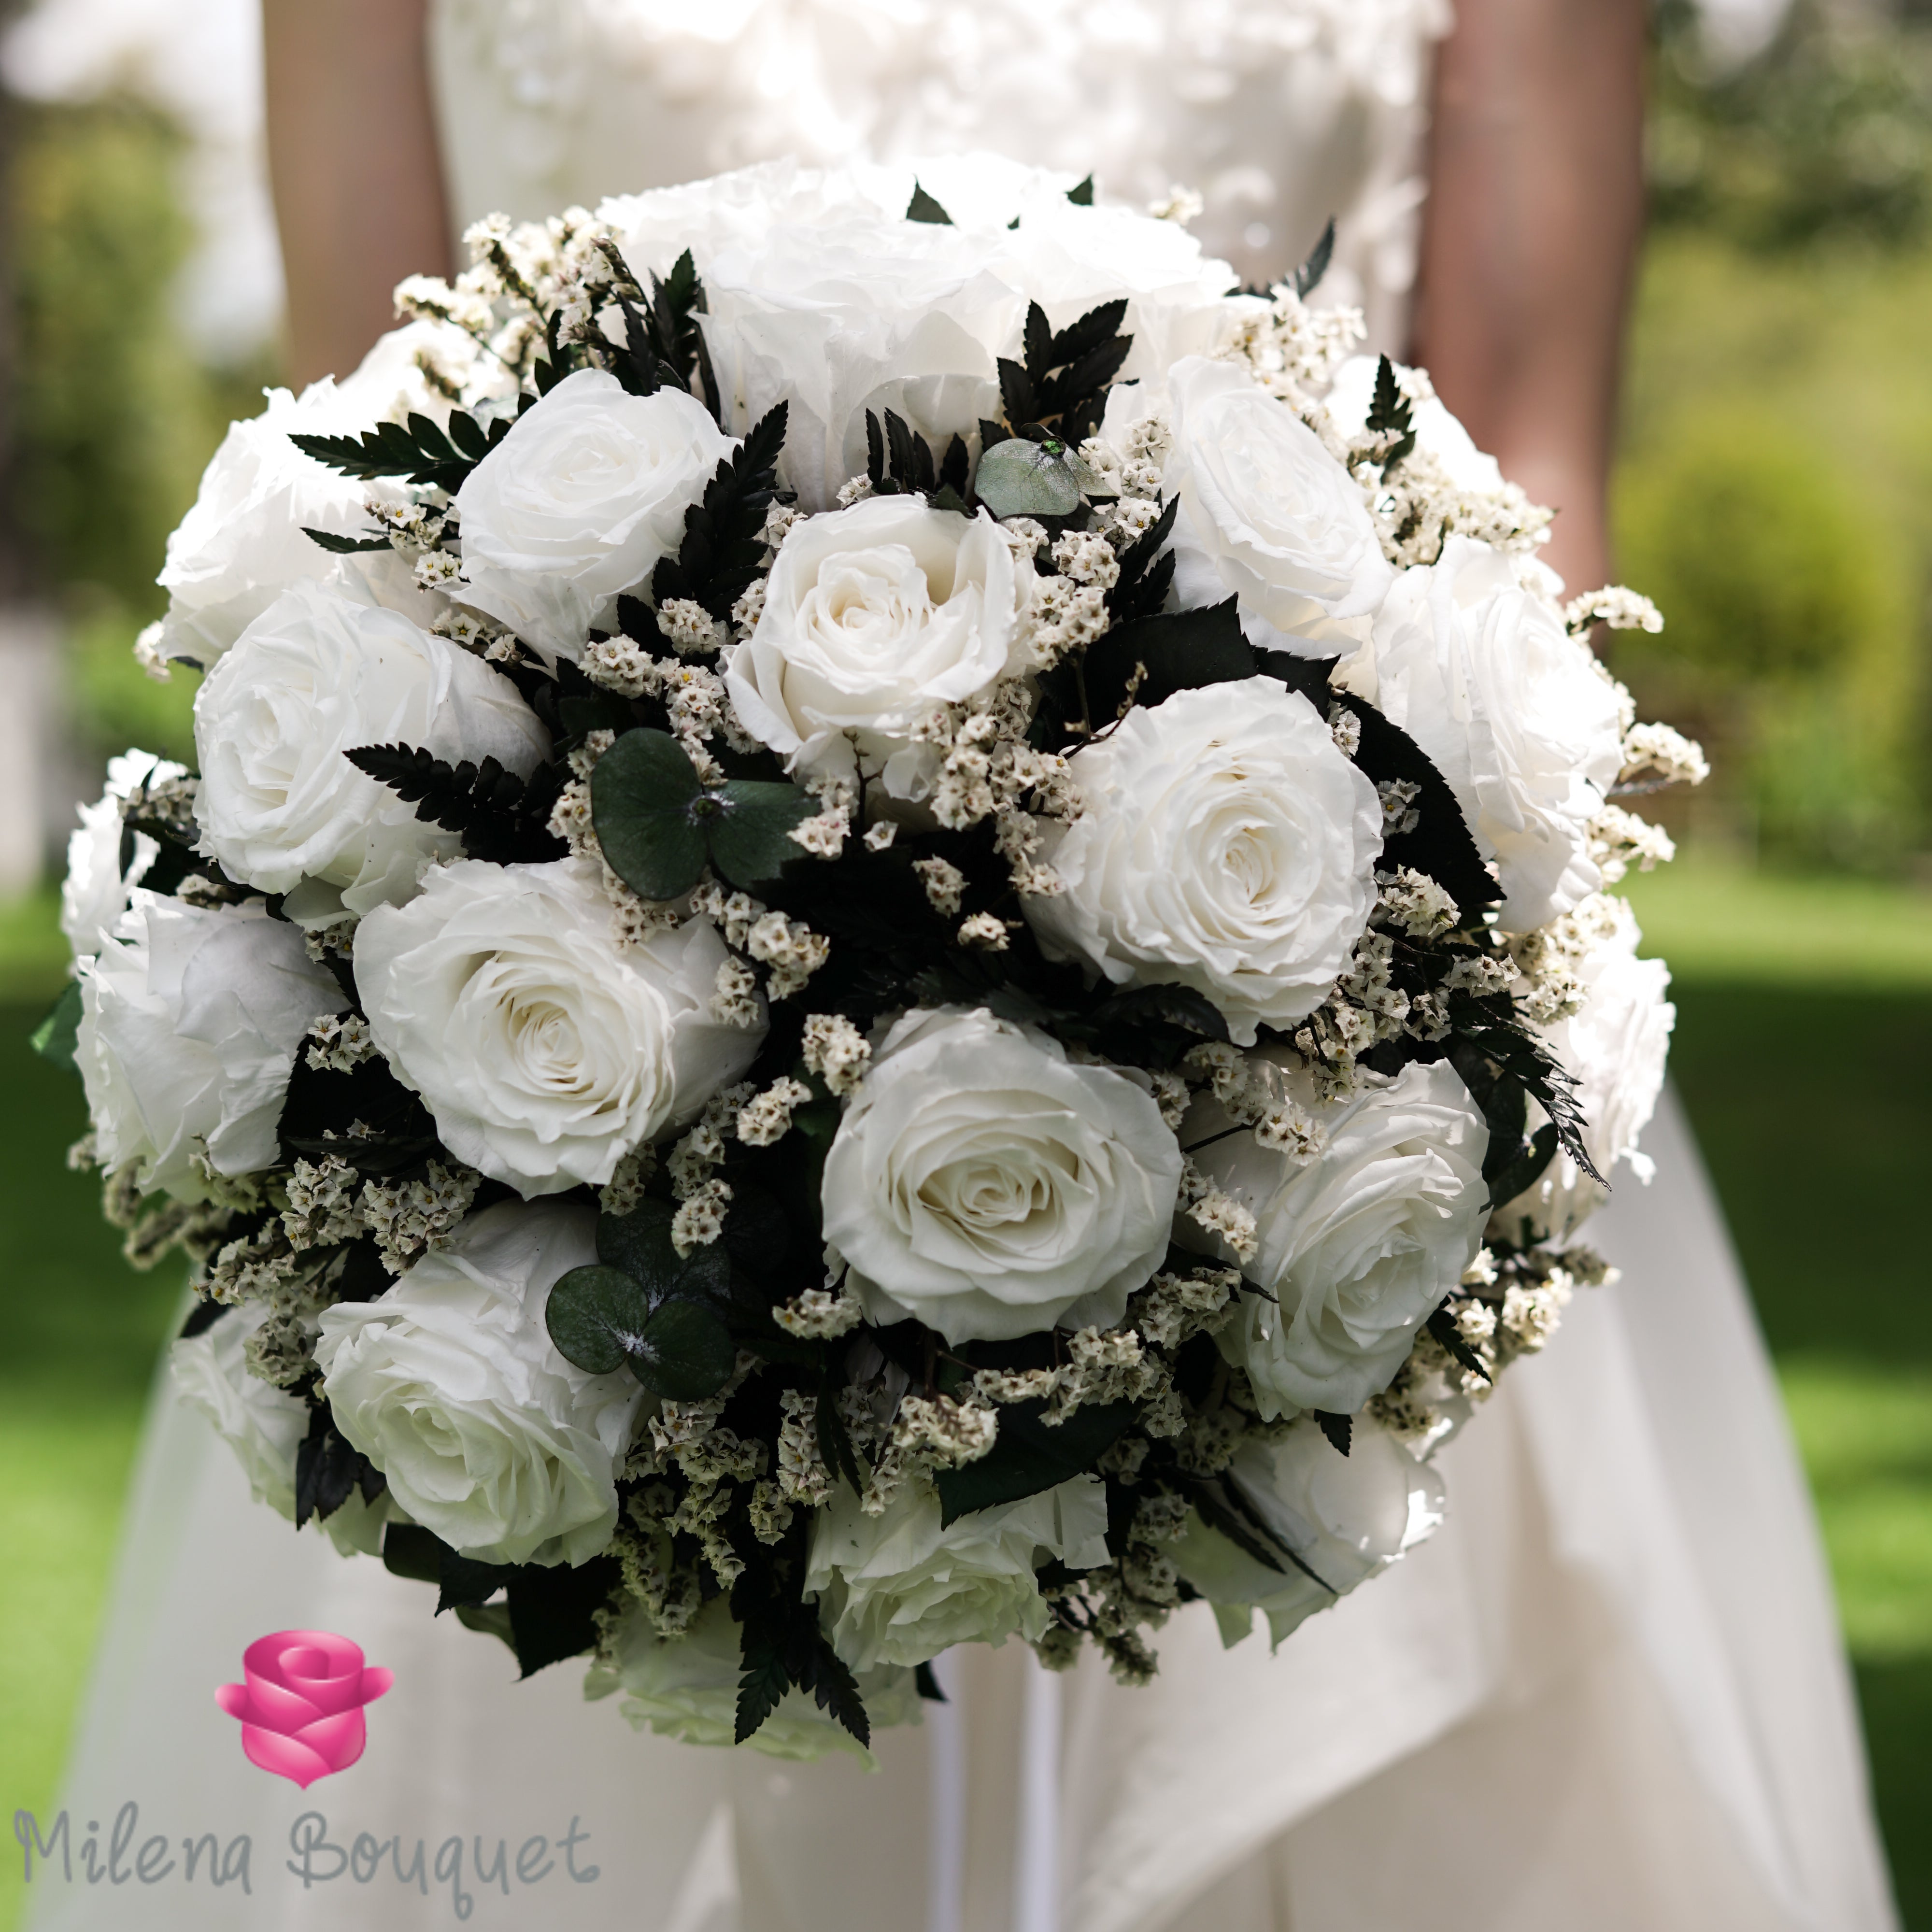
192 579 548 928
587 1595 921 1767
1187 1057 1490 1417
1163 357 1394 653
60 749 188 960
1498 895 1676 1243
823 1008 1181 1344
153 323 464 666
686 205 1019 514
806 1475 1110 1672
1171 1420 1446 1648
1027 679 1382 1046
171 1305 390 1557
315 1201 641 1567
77 894 341 1201
725 496 1024 796
1339 536 1627 932
453 369 736 664
355 859 765 1197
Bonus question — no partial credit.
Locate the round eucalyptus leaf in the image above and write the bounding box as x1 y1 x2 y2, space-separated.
708 778 816 889
627 1298 737 1401
973 438 1084 519
596 1198 680 1295
545 1264 653 1376
590 729 708 900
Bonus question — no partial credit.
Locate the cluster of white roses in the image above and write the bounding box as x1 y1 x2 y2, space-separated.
48 155 1695 1764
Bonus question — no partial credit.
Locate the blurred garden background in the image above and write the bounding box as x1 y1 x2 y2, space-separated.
1 0 1931 1924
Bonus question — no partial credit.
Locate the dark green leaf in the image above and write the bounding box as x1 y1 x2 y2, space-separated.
545 1264 653 1376
1487 1121 1560 1210
1365 353 1417 469
1066 173 1095 205
301 527 390 554
735 1632 791 1743
627 1298 736 1400
935 1400 1133 1526
795 1631 870 1747
906 182 953 225
506 1556 620 1677
437 1547 514 1615
708 778 816 889
1048 298 1129 369
1292 217 1337 300
915 1660 948 1702
596 1198 680 1291
1313 1410 1352 1457
1056 597 1252 735
1426 1305 1493 1385
816 1382 868 1495
590 728 708 899
381 1521 446 1586
28 981 83 1076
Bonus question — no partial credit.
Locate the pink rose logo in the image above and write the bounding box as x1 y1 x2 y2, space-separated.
215 1631 394 1787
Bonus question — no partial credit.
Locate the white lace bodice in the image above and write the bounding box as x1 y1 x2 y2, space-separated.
428 0 1450 350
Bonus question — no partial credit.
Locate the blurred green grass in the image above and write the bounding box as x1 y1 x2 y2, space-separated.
2 868 1931 1928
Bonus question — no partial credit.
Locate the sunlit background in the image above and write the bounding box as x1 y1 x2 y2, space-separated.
0 0 1929 1923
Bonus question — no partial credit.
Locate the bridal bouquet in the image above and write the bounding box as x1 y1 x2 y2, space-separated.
45 156 1704 1763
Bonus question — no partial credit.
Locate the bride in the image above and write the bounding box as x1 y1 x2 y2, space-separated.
29 3 1895 1929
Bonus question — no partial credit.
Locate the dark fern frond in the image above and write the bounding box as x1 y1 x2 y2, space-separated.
290 407 510 493
346 744 566 866
1105 497 1179 624
650 400 790 618
997 298 1134 441
1292 217 1337 299
1365 353 1417 469
302 528 390 554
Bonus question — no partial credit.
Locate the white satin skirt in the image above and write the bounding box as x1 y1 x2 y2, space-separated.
25 1092 1898 1932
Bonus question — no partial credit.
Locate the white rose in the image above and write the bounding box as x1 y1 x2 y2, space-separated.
1163 357 1393 653
1498 895 1676 1243
315 1200 641 1567
823 1007 1182 1344
192 579 548 927
1187 1057 1490 1416
170 1305 390 1557
452 369 735 664
77 894 341 1200
586 1594 920 1767
153 323 462 666
691 201 1020 512
725 496 1024 796
1171 1419 1446 1647
805 1475 1110 1671
60 749 188 960
1339 536 1626 932
1026 678 1382 1046
355 859 765 1197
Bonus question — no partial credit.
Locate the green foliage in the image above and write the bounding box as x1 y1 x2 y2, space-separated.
1649 0 1932 252
590 727 813 899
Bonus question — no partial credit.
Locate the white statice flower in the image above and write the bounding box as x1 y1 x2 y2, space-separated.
60 749 188 960
1171 1420 1446 1648
171 1305 389 1557
151 323 465 666
1184 1056 1490 1416
1496 896 1675 1243
805 1474 1110 1670
1338 536 1626 932
1161 357 1393 653
316 1201 642 1566
725 496 1024 799
1027 679 1381 1045
453 369 735 663
192 580 548 928
588 1594 920 1766
355 859 765 1198
77 895 341 1201
822 1007 1181 1345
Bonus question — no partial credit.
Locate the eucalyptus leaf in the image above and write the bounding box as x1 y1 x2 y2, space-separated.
627 1298 736 1400
707 778 817 889
973 438 1086 519
28 980 83 1076
545 1264 653 1376
590 729 706 899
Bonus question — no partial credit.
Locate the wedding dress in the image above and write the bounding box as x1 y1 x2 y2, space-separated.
29 5 1898 1930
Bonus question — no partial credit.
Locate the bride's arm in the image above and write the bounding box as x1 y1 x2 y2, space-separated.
1412 0 1648 595
263 0 454 387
